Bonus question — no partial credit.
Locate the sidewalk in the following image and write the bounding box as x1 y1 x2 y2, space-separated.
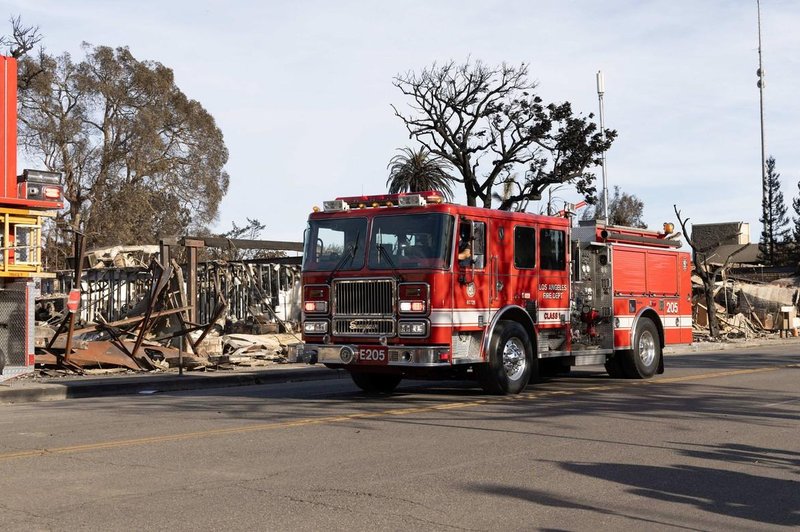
1 335 796 405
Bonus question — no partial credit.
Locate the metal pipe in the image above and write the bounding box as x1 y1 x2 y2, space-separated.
63 231 86 365
596 70 609 222
757 0 768 258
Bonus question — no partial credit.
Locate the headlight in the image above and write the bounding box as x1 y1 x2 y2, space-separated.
398 301 426 313
398 283 429 315
303 285 330 314
398 320 428 337
304 321 328 334
303 301 328 313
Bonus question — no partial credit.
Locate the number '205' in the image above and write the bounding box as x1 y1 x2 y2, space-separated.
359 349 385 361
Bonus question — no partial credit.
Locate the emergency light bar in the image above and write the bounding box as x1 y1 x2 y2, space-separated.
323 200 350 212
398 194 427 207
329 191 445 210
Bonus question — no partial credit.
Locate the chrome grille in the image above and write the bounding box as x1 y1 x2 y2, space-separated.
332 278 395 337
333 279 395 316
333 318 395 336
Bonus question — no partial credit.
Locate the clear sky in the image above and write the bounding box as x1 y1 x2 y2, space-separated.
3 0 798 245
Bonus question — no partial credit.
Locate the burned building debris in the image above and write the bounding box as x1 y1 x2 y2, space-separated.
689 221 800 340
33 237 303 374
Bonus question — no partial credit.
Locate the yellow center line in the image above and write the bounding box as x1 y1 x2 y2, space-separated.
0 363 791 462
649 366 780 383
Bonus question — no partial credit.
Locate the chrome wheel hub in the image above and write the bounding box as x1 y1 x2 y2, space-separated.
502 337 527 381
638 330 656 367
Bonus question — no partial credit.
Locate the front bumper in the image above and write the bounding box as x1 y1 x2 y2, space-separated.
299 343 451 367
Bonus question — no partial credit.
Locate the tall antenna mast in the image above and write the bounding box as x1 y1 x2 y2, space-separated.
596 70 609 222
757 0 767 252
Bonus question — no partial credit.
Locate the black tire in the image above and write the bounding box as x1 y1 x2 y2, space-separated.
350 372 402 394
604 353 627 379
477 321 535 395
621 317 661 379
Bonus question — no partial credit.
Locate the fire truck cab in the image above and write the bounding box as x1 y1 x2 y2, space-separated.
300 191 692 394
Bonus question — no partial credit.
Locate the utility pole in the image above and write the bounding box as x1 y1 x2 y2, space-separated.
757 0 768 256
596 71 609 222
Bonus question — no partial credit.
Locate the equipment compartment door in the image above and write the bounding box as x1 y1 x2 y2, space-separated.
538 226 570 351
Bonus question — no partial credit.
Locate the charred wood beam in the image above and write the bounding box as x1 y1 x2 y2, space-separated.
190 299 227 352
94 317 142 369
130 261 172 359
62 231 87 366
46 313 70 350
37 349 85 374
90 306 192 331
181 236 303 252
234 256 303 265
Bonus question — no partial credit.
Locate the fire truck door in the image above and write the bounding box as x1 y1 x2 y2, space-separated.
454 219 490 329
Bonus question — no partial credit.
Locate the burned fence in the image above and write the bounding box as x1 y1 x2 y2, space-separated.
197 259 301 327
43 267 152 323
40 246 302 331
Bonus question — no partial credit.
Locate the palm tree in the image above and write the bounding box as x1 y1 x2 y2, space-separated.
386 147 455 201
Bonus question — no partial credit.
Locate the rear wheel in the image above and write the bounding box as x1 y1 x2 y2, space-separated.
477 321 535 395
350 372 402 394
621 318 661 379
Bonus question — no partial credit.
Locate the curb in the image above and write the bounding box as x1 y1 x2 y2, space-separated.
664 336 799 354
2 337 796 405
0 366 347 405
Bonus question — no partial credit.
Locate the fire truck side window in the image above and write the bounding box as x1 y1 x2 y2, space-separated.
514 226 536 269
540 229 566 270
460 220 485 269
472 222 485 268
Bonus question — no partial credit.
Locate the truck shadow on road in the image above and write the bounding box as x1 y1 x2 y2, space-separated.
473 446 800 527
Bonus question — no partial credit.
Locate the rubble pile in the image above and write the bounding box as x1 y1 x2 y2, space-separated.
35 259 301 376
693 275 800 341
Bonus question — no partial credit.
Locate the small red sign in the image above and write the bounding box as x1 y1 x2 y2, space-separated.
66 289 81 313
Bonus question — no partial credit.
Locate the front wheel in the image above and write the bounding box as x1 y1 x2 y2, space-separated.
621 317 661 379
350 372 402 394
477 321 535 395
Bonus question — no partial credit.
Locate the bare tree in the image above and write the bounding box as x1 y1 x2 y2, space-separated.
0 16 46 91
0 15 42 58
18 44 230 248
392 60 615 210
674 205 748 339
213 218 283 261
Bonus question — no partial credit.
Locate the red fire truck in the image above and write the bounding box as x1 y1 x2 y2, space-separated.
300 191 692 394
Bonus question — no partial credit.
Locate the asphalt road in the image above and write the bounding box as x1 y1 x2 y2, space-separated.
1 346 798 531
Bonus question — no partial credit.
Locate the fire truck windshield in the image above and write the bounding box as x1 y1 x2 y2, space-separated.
368 213 454 270
303 217 367 271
